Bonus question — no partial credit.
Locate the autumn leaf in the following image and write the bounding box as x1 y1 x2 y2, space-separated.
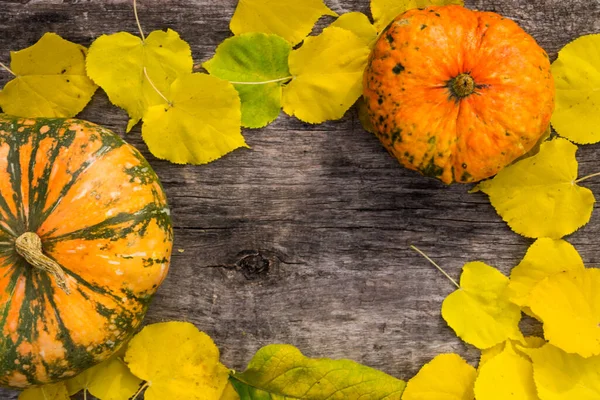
529 268 600 357
230 344 406 399
474 341 539 400
124 321 230 400
475 138 596 239
282 27 370 124
18 382 70 400
330 12 378 47
65 346 142 400
0 33 97 118
141 73 246 164
370 0 464 32
402 353 476 400
529 343 600 400
508 238 585 310
230 0 337 46
204 33 291 128
86 29 192 132
551 34 600 144
441 262 523 349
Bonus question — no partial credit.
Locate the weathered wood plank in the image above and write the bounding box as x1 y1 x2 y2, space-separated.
1 0 599 398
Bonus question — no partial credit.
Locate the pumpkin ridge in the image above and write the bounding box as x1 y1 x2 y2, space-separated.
36 137 125 227
26 119 71 232
6 133 27 234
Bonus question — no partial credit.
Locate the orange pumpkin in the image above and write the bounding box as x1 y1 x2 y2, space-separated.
363 5 555 183
0 115 172 388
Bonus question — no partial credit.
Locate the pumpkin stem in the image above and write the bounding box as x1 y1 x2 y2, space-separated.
448 73 476 99
15 232 70 294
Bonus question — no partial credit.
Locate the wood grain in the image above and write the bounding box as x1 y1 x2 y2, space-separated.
1 0 599 398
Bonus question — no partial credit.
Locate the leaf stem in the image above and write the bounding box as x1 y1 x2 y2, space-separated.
229 76 293 85
0 62 15 76
84 389 87 400
131 382 149 400
410 245 460 289
133 0 146 41
575 171 600 184
143 67 171 105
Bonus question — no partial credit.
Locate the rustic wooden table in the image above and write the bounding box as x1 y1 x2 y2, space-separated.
1 0 599 398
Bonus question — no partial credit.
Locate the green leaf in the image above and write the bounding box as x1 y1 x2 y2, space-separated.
141 73 246 164
204 33 291 128
86 29 192 132
551 34 600 144
230 0 337 46
0 33 97 118
230 344 406 399
282 27 370 124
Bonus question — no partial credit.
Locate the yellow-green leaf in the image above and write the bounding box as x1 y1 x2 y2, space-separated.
508 238 585 309
330 12 377 47
282 27 370 124
529 343 600 400
65 347 142 400
19 382 70 400
370 0 464 32
403 353 476 400
230 0 337 46
441 262 523 349
203 33 291 129
0 33 97 118
551 34 600 144
474 341 539 400
125 321 230 400
476 138 595 239
529 268 600 357
86 29 192 132
230 344 406 399
142 73 246 164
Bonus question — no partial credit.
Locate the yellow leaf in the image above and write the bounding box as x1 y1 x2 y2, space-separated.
19 383 70 400
86 29 192 132
142 73 246 164
441 262 523 349
481 337 546 370
230 0 337 46
479 342 505 369
330 12 378 47
529 343 600 400
474 342 539 400
403 353 476 400
551 34 600 144
0 33 97 118
476 138 595 239
282 27 370 123
219 382 241 400
65 347 142 400
125 321 230 400
370 0 464 32
529 268 600 357
508 238 585 309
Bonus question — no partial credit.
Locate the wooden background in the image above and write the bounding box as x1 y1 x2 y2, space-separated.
1 0 600 398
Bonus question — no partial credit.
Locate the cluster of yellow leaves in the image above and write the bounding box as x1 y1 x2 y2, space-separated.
19 322 233 400
410 237 600 400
